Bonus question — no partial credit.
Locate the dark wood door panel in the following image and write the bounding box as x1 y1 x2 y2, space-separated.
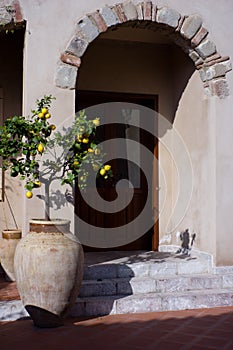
75 90 158 251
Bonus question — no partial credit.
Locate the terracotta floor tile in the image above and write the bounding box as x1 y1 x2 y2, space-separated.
1 277 233 350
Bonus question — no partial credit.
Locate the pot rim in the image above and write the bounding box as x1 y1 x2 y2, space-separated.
29 218 71 226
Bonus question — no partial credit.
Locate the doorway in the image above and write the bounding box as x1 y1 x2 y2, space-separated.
75 90 159 251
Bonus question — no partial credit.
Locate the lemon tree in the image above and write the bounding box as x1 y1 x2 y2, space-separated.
0 96 112 216
52 109 112 191
0 95 56 195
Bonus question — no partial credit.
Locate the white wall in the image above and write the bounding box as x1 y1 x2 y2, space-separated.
18 0 233 265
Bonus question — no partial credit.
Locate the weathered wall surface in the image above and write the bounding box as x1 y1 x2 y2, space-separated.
1 0 232 265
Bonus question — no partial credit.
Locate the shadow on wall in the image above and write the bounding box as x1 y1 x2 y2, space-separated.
170 46 196 123
77 24 196 127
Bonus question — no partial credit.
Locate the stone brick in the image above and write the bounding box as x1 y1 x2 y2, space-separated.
0 5 13 25
99 6 119 27
162 293 196 311
143 1 152 21
122 1 138 21
13 0 23 22
118 263 149 278
204 55 231 68
199 67 207 82
55 63 78 90
205 53 222 64
150 262 177 277
66 36 88 58
190 276 221 290
111 3 127 23
136 3 143 20
199 60 232 82
79 280 116 297
116 294 162 314
196 291 233 308
0 300 28 321
177 260 210 274
195 58 204 67
151 4 157 21
222 275 233 288
60 52 81 68
205 61 232 80
191 27 208 47
85 296 117 316
84 264 117 280
180 14 202 39
77 16 99 43
175 15 185 32
156 6 181 28
68 301 86 317
89 12 107 33
189 50 201 63
209 78 229 99
195 38 216 59
157 277 188 293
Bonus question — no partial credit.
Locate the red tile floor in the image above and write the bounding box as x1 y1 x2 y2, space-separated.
1 274 233 350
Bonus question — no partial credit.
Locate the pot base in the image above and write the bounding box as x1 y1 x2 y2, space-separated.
25 305 64 328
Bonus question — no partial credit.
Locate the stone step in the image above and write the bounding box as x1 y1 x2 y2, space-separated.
70 289 233 317
83 255 212 280
0 300 28 322
79 274 233 298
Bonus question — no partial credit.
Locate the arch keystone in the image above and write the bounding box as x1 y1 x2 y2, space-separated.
122 2 138 21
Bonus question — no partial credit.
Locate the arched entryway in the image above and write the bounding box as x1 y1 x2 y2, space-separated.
55 2 232 252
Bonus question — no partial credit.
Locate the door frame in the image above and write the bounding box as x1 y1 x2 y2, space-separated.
76 90 159 251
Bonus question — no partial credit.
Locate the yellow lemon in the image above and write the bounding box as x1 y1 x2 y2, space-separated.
45 113 51 119
73 161 79 167
88 148 93 153
41 107 48 114
104 165 111 171
34 181 41 187
37 143 44 153
82 138 89 144
50 124 56 130
100 168 106 176
38 112 44 119
93 118 100 126
26 191 33 199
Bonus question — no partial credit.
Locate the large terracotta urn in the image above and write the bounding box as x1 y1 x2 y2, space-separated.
0 229 22 281
14 219 84 328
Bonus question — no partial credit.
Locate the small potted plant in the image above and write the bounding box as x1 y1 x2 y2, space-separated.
0 95 112 327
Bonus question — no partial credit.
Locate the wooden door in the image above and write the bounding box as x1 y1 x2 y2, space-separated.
75 91 158 251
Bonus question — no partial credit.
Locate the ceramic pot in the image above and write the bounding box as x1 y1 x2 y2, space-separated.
14 219 84 328
0 229 22 281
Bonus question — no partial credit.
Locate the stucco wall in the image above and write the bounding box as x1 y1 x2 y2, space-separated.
16 0 233 265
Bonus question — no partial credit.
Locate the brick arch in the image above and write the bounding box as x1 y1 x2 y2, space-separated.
55 2 232 99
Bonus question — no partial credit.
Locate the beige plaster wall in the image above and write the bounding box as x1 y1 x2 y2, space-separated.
17 0 233 265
